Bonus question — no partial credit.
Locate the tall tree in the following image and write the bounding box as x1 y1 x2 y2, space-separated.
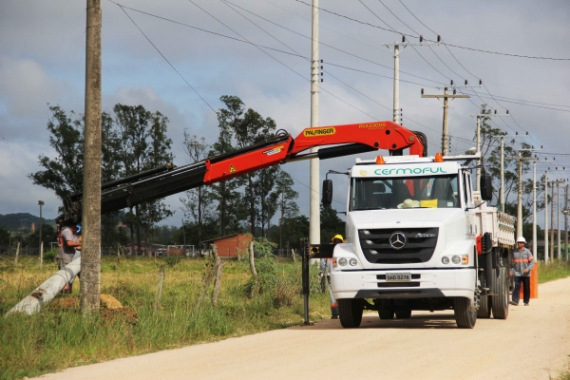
215 95 277 236
181 131 215 245
113 104 173 255
274 170 299 249
29 106 123 247
478 104 540 222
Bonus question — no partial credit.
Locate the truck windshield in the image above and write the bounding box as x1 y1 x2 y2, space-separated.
350 174 459 210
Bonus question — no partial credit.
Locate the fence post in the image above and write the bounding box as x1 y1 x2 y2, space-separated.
40 242 44 269
14 242 20 265
155 265 165 312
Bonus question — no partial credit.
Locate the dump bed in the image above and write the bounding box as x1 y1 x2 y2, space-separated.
476 202 516 249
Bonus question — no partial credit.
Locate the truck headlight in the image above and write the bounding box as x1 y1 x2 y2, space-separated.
349 258 358 266
452 255 461 264
442 256 450 264
338 257 348 267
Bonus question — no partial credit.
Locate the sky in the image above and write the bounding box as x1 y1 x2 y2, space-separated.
1 0 569 229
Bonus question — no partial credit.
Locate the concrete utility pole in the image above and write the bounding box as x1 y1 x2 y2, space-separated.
544 171 548 265
548 176 565 261
385 35 439 125
38 200 44 269
470 110 509 191
421 82 472 155
505 146 538 242
532 160 537 260
563 185 568 261
82 0 102 314
309 0 320 249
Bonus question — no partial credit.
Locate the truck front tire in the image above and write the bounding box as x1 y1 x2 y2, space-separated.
338 299 364 328
454 297 477 329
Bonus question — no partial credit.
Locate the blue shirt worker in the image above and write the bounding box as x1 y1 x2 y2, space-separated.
510 236 534 306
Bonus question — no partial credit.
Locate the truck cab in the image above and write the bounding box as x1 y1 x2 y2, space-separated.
328 153 511 329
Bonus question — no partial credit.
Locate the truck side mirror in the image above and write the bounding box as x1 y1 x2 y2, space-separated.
480 173 493 201
322 179 333 206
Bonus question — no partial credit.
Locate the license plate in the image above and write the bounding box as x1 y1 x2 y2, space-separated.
386 273 411 281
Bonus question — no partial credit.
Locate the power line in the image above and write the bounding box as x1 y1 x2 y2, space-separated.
113 2 217 114
292 0 570 61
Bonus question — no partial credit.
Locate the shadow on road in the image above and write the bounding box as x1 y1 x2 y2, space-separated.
293 312 459 330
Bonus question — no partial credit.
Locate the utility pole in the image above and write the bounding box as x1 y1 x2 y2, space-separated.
385 35 439 125
499 133 529 211
470 110 509 191
548 175 565 261
562 184 568 261
558 180 563 259
544 171 548 265
38 200 44 269
421 81 473 155
506 150 537 239
82 0 102 314
309 0 320 251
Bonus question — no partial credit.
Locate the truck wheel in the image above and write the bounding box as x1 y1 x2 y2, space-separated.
395 309 412 319
491 267 509 319
338 299 363 328
477 295 491 318
454 297 477 329
378 309 394 319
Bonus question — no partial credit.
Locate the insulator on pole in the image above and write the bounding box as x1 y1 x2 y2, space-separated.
453 89 456 95
479 79 482 85
526 132 529 135
494 110 497 114
420 35 423 42
421 88 424 95
450 80 454 85
506 109 509 114
437 35 441 42
465 79 468 85
402 35 406 43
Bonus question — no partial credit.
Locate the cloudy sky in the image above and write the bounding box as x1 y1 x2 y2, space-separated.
1 0 569 228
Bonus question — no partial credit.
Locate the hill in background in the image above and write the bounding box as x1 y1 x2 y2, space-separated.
0 213 56 233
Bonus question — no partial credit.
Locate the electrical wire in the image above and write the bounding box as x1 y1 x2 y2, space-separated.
293 0 570 61
113 2 217 114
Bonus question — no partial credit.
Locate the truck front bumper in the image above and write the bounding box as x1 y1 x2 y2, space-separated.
331 268 476 301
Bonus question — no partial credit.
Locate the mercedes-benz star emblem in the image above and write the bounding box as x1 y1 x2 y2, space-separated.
389 232 407 250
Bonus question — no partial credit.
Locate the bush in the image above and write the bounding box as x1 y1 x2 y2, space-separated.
43 248 58 262
163 255 180 267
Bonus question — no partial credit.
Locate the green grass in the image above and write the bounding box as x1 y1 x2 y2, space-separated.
537 259 570 284
4 256 569 380
0 255 330 379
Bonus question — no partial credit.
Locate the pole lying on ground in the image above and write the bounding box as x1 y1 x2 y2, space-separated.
5 257 81 316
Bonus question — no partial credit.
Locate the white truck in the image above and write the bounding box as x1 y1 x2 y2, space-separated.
324 153 515 329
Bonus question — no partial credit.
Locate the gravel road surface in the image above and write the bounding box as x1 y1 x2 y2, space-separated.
33 276 570 380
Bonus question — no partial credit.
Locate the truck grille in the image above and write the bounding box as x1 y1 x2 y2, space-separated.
358 228 439 264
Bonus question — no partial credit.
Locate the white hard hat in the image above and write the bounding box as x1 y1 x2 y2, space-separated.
516 236 526 243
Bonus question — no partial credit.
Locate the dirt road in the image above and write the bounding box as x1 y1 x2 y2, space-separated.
34 277 570 380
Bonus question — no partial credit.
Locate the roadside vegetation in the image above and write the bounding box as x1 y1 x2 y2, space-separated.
0 253 329 380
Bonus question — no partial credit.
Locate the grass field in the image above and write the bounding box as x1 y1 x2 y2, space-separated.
2 256 570 380
0 254 330 380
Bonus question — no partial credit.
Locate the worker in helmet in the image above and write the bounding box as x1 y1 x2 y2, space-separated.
320 234 344 319
510 236 534 306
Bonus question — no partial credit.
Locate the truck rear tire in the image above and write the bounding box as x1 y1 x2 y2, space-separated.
338 299 363 328
378 309 394 319
491 267 509 319
395 309 412 319
477 295 491 318
454 297 477 329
